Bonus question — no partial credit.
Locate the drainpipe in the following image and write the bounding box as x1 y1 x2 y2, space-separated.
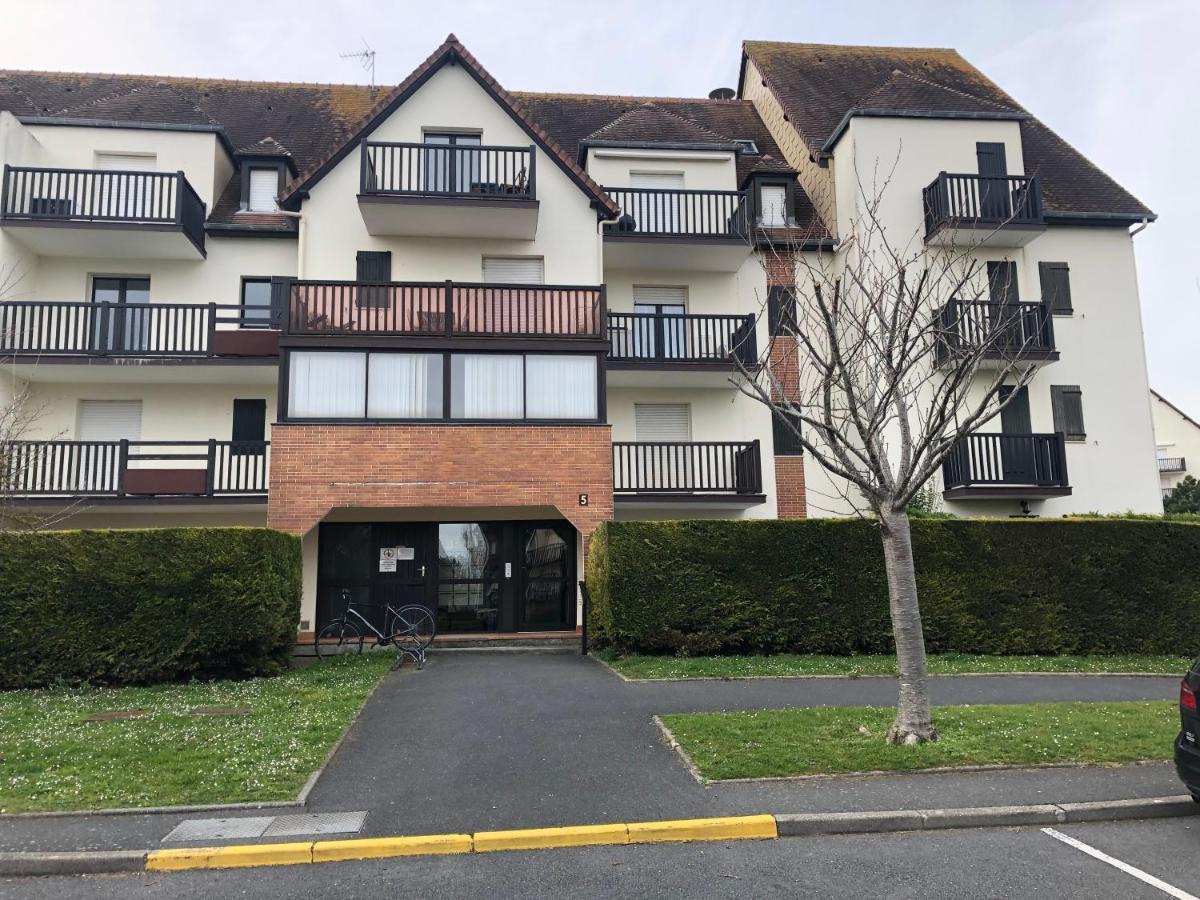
1130 217 1150 238
273 208 306 278
595 203 621 282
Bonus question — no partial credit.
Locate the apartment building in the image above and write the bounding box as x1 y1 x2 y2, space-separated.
1151 390 1200 501
0 36 1160 637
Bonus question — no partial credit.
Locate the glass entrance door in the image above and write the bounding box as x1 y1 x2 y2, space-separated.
518 523 575 631
91 277 150 352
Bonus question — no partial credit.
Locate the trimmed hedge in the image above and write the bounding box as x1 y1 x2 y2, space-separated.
586 519 1200 656
0 528 301 688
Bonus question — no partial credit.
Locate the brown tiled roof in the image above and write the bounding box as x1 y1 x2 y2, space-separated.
741 41 1153 220
583 103 731 146
55 83 222 127
237 135 294 160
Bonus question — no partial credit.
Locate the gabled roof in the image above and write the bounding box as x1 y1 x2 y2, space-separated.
582 102 733 148
740 40 1154 221
280 35 618 215
1152 389 1200 432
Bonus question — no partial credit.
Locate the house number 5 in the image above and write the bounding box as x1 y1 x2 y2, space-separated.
578 493 589 506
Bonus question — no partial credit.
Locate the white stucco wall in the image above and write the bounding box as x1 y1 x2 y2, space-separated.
584 147 738 192
1152 392 1200 494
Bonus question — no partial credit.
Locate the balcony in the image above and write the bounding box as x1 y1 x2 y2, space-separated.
284 280 605 348
942 432 1070 499
606 311 757 387
357 141 537 239
603 187 752 272
612 440 764 508
0 301 279 367
1 165 206 258
935 298 1057 366
922 173 1045 248
1159 457 1187 474
2 440 269 502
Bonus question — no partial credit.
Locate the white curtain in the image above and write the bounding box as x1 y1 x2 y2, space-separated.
367 353 441 418
452 354 523 419
288 351 366 418
526 355 597 419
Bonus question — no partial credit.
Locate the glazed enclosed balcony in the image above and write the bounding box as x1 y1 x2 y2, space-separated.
934 298 1058 366
357 141 538 239
602 187 752 271
942 432 1070 499
0 165 206 258
922 173 1045 248
284 280 605 348
612 440 764 508
2 440 269 502
606 311 757 387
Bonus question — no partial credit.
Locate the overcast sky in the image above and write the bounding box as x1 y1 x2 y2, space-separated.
4 0 1197 413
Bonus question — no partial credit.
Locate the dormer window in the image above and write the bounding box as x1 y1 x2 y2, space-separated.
759 184 788 227
733 139 759 155
247 167 279 212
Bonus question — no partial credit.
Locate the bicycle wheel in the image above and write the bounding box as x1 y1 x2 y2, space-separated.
391 605 436 650
315 620 364 659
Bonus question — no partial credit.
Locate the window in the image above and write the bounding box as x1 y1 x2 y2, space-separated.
482 256 544 285
451 354 524 419
526 355 597 419
90 276 150 351
423 133 482 193
247 167 279 212
772 412 803 456
733 139 759 155
759 184 788 227
240 278 273 327
231 399 267 455
1050 385 1086 441
767 286 796 336
95 153 155 219
631 285 687 359
356 251 393 309
77 400 142 442
288 351 366 418
634 403 691 441
1039 262 1073 315
367 353 443 418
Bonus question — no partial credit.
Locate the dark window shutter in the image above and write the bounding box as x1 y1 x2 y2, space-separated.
771 411 803 456
1039 262 1073 314
987 261 1019 304
231 399 267 455
356 251 392 309
767 286 796 336
976 142 1008 177
268 276 295 329
1050 385 1085 441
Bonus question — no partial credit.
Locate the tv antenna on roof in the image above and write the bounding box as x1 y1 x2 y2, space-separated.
339 39 377 87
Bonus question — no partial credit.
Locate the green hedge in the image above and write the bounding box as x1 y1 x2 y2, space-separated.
586 519 1200 656
0 528 301 688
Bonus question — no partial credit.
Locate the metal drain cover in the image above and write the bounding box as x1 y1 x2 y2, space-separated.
163 816 274 842
263 811 367 837
162 811 368 842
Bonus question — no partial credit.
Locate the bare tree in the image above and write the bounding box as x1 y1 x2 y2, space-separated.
739 160 1047 743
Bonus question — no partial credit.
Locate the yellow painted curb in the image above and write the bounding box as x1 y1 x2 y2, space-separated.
147 841 314 871
313 834 473 863
474 823 630 852
627 815 779 844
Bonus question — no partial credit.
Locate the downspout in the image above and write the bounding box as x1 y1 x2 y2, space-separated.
1130 217 1150 238
273 208 306 278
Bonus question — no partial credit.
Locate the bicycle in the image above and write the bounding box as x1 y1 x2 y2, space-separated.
315 589 437 669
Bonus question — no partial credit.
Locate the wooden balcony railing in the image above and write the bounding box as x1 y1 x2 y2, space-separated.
286 281 604 339
612 440 762 495
0 301 275 357
2 440 269 498
1 165 206 252
607 312 756 365
603 187 751 239
1158 457 1187 473
935 298 1055 362
361 141 535 199
942 432 1068 491
922 173 1043 238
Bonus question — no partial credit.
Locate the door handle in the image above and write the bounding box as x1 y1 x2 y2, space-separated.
419 565 426 577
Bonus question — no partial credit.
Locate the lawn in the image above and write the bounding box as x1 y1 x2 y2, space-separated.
661 701 1178 781
599 651 1191 680
0 654 393 813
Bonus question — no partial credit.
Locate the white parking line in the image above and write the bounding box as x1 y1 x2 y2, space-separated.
1042 827 1198 900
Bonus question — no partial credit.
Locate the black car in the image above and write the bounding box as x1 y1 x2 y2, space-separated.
1174 660 1200 801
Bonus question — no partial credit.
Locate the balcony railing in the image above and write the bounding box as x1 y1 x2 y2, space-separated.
612 441 762 495
922 173 1043 238
286 281 604 340
607 312 756 365
0 301 275 357
935 298 1055 363
360 141 535 199
942 433 1068 491
603 187 751 239
2 440 269 498
1 165 206 251
1159 457 1187 473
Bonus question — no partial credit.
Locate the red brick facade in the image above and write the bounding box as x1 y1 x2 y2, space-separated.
268 424 615 556
763 246 808 518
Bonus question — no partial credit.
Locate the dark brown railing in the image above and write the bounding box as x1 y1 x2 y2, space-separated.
287 281 604 339
942 433 1068 490
1158 457 1186 473
1 165 206 252
0 301 271 356
922 173 1043 238
603 187 751 238
361 141 535 199
935 298 1055 363
2 440 269 497
607 312 756 365
612 441 762 494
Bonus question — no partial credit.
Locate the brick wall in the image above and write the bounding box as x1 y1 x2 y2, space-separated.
268 424 615 551
764 246 808 518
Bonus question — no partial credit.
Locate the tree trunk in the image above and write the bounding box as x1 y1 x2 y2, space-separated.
879 508 938 744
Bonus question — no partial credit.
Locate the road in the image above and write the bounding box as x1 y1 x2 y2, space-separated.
7 817 1200 899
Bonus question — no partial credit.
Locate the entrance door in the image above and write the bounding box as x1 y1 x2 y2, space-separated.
370 524 436 633
517 523 575 631
999 385 1035 483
